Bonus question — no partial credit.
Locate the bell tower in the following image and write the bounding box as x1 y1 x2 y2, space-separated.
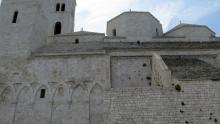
0 0 48 58
48 0 76 35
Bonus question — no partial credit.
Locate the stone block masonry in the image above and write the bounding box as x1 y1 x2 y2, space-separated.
104 81 220 124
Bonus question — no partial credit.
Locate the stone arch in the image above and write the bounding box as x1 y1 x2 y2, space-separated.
34 85 50 101
70 85 88 124
32 85 51 124
0 86 14 124
89 83 104 124
14 86 35 124
51 84 70 124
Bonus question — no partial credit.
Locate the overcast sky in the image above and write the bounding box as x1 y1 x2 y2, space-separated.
1 0 220 35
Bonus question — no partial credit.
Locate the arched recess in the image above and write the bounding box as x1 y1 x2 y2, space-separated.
54 22 61 35
32 85 51 124
71 86 88 124
52 85 70 124
0 86 14 124
14 86 35 124
89 83 104 124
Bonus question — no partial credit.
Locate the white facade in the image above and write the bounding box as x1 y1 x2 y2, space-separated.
107 11 163 42
164 24 216 41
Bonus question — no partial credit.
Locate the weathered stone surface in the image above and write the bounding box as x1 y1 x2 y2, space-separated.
0 0 220 124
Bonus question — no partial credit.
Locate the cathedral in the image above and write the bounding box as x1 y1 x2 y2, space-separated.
0 0 220 124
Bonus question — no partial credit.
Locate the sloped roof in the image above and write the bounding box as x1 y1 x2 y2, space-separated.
163 57 220 80
164 23 216 35
107 11 160 23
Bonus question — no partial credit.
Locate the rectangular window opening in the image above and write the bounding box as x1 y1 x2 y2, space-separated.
12 11 18 23
40 89 46 98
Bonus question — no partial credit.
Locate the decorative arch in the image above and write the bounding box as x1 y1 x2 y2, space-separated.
34 85 50 102
33 85 51 124
72 85 85 100
89 83 104 124
70 85 87 123
51 84 70 124
54 22 62 35
0 86 14 124
14 86 35 124
0 86 14 102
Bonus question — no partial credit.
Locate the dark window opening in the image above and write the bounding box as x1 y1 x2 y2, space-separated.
156 28 159 36
56 3 60 11
112 29 116 36
75 39 79 44
12 11 18 23
54 22 61 35
40 89 46 98
61 4 65 11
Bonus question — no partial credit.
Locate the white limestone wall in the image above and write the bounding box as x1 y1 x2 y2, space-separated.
0 82 106 124
110 56 152 88
47 34 105 44
46 0 76 35
152 53 172 87
0 1 48 58
107 12 163 42
165 26 215 41
0 55 110 124
104 80 220 124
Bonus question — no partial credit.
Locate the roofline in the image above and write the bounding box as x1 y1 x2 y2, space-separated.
107 11 161 24
164 24 216 36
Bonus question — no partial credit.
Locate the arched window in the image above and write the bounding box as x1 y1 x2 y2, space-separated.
54 22 61 35
12 11 18 23
56 3 60 11
61 4 65 11
112 29 116 36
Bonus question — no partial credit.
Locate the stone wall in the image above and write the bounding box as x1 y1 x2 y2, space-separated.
107 12 163 42
110 56 152 88
47 34 105 44
0 82 105 124
152 53 172 87
104 80 220 124
0 1 48 58
164 26 215 41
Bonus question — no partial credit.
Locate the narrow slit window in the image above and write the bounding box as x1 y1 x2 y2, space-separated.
61 4 65 11
156 28 159 36
12 11 18 23
40 89 46 98
56 3 60 11
113 29 117 36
